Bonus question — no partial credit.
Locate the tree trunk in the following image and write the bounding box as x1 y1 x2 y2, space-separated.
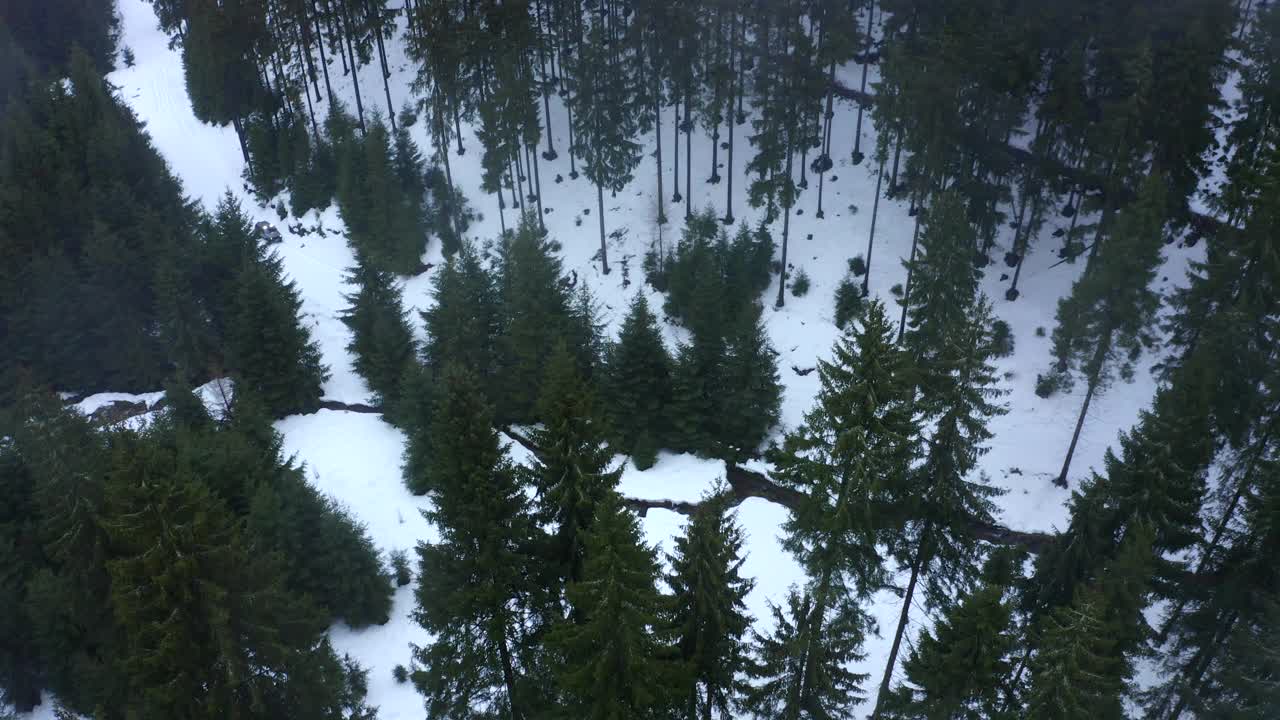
311 1 336 105
597 182 610 274
656 81 666 224
896 206 923 342
863 153 886 296
852 1 875 162
537 0 557 159
775 141 795 308
685 93 693 219
872 531 927 719
367 0 395 130
510 154 525 215
497 630 525 720
672 99 682 202
531 144 545 230
889 131 903 193
339 0 365 132
455 106 465 154
1058 361 1103 488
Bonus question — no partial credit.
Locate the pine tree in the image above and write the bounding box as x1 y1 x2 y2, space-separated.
717 304 782 462
775 299 918 595
336 115 428 275
421 241 502 384
1046 176 1168 486
524 343 621 586
743 587 872 720
568 19 642 274
399 361 436 496
227 236 328 417
1024 587 1128 720
900 190 981 387
605 293 674 468
667 487 756 720
102 429 324 719
340 254 417 422
873 298 1008 717
412 364 549 720
497 223 579 423
882 549 1023 720
669 325 728 458
547 491 681 720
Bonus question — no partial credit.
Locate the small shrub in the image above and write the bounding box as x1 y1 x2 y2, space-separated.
848 255 867 276
890 282 904 298
790 268 811 297
990 319 1015 358
631 431 658 471
393 664 409 684
390 549 412 587
122 46 136 67
1035 372 1063 398
275 202 288 220
833 276 863 330
1035 326 1047 337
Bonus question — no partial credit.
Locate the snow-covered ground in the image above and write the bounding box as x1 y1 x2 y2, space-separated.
22 0 1217 716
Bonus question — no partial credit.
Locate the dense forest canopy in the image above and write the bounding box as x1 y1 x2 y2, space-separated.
1 0 1278 718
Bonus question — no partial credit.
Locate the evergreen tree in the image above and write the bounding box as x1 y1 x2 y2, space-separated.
102 429 325 719
881 549 1023 720
775 299 918 596
1045 176 1168 487
336 115 429 275
717 304 782 462
421 241 502 385
669 324 728 458
568 19 642 274
524 343 621 586
873 298 1008 716
547 491 681 720
497 223 579 423
399 361 436 496
227 233 328 417
340 254 417 422
743 587 872 720
900 190 981 386
604 293 674 468
412 364 549 720
667 487 756 720
0 48 204 399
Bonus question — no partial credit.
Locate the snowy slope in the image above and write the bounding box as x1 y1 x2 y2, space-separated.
15 0 1210 716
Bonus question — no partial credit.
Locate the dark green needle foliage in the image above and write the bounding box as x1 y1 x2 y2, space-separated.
604 293 674 469
340 254 418 422
667 487 756 720
413 364 549 720
547 491 681 720
743 587 872 720
226 215 328 417
525 344 621 586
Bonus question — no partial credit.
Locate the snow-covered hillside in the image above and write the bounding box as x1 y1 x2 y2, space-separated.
29 0 1214 716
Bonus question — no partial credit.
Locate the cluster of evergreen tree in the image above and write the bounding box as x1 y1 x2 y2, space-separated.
409 349 759 719
0 47 326 415
0 387 392 715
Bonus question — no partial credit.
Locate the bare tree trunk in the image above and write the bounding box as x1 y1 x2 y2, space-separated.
852 0 875 163
1057 347 1106 488
365 0 395 130
597 182 610 274
338 0 365 131
896 204 923 342
775 142 795 308
311 1 336 105
863 153 886 296
872 530 927 719
672 98 682 202
656 83 667 224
